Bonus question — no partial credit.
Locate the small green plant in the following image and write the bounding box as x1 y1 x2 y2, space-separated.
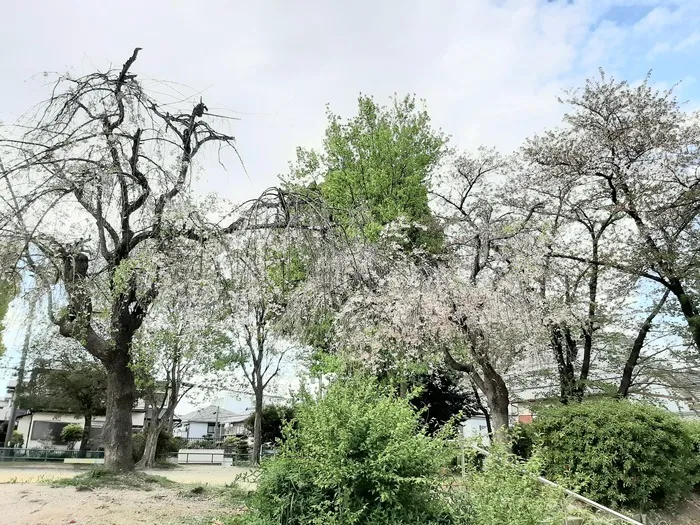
531 398 699 510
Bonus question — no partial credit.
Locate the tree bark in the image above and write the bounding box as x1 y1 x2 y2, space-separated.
252 388 263 464
78 414 92 458
102 351 136 471
137 422 162 470
479 362 510 443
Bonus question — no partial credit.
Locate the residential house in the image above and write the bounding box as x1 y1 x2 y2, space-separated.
173 405 252 440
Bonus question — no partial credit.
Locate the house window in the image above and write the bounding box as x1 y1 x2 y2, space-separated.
207 423 215 434
30 421 70 445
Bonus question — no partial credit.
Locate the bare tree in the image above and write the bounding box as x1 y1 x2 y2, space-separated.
0 49 291 470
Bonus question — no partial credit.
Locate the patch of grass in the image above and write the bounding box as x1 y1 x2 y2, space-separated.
51 468 177 491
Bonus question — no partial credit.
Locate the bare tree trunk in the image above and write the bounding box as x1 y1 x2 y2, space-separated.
470 382 493 439
252 388 263 464
103 351 136 471
618 290 670 397
78 414 92 458
137 423 162 469
480 363 510 443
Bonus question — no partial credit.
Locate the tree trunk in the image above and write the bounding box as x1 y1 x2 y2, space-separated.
136 423 162 470
619 289 670 397
103 351 136 471
479 363 510 443
666 279 700 352
78 414 92 458
252 388 263 464
470 382 493 439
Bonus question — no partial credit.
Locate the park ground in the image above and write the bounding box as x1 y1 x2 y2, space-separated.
0 463 254 525
2 464 700 525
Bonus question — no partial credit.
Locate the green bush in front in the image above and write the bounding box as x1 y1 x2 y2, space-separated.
531 398 698 510
245 376 459 525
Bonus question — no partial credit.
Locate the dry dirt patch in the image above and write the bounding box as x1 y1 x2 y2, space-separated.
0 483 241 525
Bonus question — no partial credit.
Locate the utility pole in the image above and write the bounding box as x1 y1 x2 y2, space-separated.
214 405 220 441
4 299 35 448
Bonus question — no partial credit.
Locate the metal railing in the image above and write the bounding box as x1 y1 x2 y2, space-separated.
0 447 104 462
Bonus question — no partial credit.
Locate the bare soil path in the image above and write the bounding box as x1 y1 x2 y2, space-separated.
0 483 241 525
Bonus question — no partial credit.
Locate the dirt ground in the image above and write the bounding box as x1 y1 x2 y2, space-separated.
0 483 242 525
0 463 254 486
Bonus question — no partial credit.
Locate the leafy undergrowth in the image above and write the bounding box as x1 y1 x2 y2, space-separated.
51 468 177 491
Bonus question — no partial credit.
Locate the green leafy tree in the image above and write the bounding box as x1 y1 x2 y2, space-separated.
243 404 295 445
20 353 106 457
288 94 446 252
409 366 478 435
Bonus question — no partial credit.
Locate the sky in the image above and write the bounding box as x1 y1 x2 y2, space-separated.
2 0 700 411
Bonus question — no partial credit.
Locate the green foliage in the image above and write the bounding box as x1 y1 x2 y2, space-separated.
461 448 566 525
409 366 478 435
20 353 107 419
60 424 83 445
9 430 24 448
508 422 535 461
244 404 295 445
132 431 181 462
223 436 250 462
245 376 459 524
531 399 699 510
289 94 446 252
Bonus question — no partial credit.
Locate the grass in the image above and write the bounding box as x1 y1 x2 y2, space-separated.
51 468 177 491
177 484 250 524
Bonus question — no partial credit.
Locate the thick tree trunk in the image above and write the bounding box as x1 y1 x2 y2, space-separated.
78 414 92 458
103 351 136 471
252 389 263 464
479 363 510 443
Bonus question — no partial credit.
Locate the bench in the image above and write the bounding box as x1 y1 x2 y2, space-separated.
64 458 104 464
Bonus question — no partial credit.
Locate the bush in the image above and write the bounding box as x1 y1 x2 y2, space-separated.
9 430 24 448
462 447 566 525
132 430 182 462
223 436 250 461
61 424 83 447
531 398 699 510
245 376 459 525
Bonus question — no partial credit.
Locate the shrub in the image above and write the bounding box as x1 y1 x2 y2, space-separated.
9 430 24 448
531 398 699 510
132 430 182 462
462 447 566 525
223 436 250 462
245 376 460 525
61 424 83 448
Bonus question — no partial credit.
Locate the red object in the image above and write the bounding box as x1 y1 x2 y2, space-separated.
518 414 533 424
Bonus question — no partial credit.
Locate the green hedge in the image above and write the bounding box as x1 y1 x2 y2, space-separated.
530 399 699 510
